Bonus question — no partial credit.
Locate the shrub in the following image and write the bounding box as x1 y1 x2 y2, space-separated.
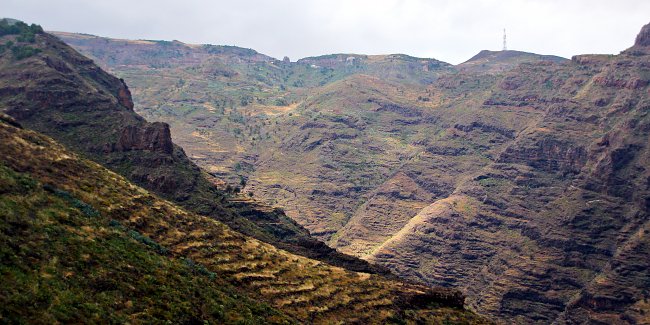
11 45 41 60
183 258 216 279
127 229 170 255
43 184 100 217
0 20 43 37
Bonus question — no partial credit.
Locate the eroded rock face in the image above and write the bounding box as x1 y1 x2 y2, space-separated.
116 122 173 154
117 79 135 110
498 137 588 174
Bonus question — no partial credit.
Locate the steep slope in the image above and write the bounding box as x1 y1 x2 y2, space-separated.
0 116 488 323
369 27 650 323
0 20 384 274
0 123 289 324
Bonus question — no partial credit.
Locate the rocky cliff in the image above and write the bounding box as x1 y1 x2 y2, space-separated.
114 122 174 154
635 22 650 47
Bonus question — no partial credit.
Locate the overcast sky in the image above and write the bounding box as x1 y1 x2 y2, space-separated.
4 0 649 64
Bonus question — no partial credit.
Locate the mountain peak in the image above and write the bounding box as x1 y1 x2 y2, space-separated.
456 49 567 73
634 22 650 47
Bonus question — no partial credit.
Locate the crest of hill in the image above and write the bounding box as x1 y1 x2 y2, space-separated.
51 31 274 67
457 49 568 73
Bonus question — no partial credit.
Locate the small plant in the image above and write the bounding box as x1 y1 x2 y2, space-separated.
43 184 100 217
183 258 217 280
11 45 41 60
127 229 170 255
108 219 123 229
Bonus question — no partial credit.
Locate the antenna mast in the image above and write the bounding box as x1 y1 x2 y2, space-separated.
503 28 507 51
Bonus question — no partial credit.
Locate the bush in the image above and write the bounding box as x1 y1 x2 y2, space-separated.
11 45 41 60
43 184 100 217
183 258 216 279
128 229 170 255
0 20 43 45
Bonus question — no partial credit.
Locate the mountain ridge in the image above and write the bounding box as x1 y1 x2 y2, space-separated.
0 20 487 323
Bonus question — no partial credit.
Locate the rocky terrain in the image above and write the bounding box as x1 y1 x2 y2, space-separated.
0 20 487 323
52 22 650 324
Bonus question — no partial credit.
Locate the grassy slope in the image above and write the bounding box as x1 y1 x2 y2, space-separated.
0 122 289 324
0 117 488 324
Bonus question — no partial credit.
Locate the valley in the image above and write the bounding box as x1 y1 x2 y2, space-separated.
0 13 648 323
52 23 650 324
0 19 485 323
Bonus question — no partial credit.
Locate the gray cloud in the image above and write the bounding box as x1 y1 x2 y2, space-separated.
4 0 649 64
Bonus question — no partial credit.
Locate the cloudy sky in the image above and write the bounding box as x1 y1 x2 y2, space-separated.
4 0 649 64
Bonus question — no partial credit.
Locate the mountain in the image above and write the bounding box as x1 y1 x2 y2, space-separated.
52 22 650 324
0 19 387 275
0 115 488 323
457 50 568 73
0 20 487 323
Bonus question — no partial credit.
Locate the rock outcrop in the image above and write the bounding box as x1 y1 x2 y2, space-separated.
117 78 135 110
116 122 173 154
635 22 650 47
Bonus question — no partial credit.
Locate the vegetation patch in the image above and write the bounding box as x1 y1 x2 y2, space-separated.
43 183 100 218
